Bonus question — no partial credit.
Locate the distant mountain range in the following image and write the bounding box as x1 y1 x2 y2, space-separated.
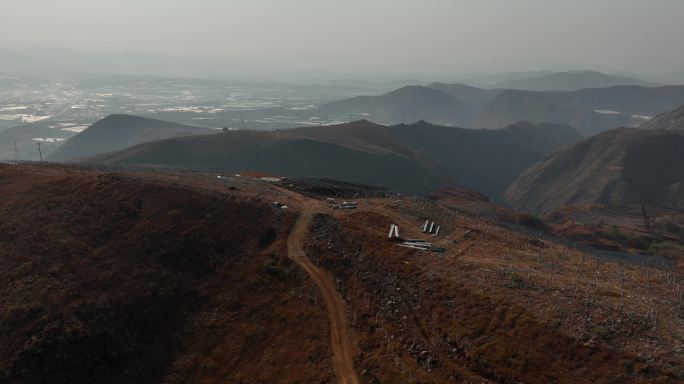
48 114 215 162
319 82 501 128
506 106 684 214
322 83 684 135
449 71 554 88
319 85 473 127
491 70 660 91
425 82 500 105
474 85 684 135
64 115 581 200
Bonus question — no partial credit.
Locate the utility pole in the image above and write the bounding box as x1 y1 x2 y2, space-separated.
36 142 43 162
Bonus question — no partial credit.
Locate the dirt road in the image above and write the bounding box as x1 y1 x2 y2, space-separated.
288 209 360 384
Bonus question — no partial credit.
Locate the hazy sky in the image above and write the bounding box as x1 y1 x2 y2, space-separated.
2 0 684 78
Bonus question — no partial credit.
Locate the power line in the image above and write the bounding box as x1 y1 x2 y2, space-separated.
36 142 43 162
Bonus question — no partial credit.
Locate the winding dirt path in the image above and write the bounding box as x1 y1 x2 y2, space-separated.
287 209 360 384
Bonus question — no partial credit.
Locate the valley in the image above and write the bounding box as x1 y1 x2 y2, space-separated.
0 75 391 161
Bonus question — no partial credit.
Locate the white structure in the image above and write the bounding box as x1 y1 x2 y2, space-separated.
422 220 441 236
388 224 400 239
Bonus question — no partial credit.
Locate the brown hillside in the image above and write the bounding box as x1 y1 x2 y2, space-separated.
304 201 682 382
0 164 333 384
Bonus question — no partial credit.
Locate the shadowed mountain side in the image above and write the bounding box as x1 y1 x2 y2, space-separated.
380 121 581 200
85 131 453 194
48 114 215 162
506 128 684 215
641 102 684 131
83 119 581 199
288 121 581 199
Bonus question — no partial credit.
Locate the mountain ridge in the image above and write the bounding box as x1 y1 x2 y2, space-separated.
320 82 684 134
75 117 581 200
505 127 684 215
477 85 684 134
492 70 660 91
641 102 684 131
48 114 215 161
319 85 472 126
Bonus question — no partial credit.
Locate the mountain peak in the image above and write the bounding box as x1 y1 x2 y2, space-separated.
48 114 213 162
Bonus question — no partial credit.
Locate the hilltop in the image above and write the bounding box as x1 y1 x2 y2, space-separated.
319 85 472 126
425 82 500 105
48 114 215 162
319 83 501 128
0 164 333 383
